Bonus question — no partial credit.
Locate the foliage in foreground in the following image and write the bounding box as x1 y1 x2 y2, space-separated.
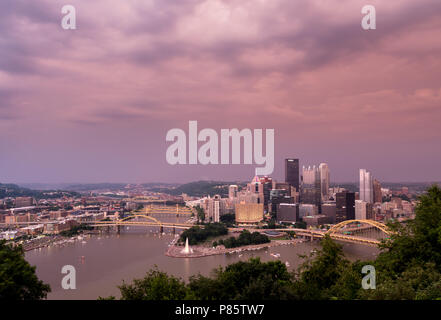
109 185 441 300
4 185 441 300
0 241 51 300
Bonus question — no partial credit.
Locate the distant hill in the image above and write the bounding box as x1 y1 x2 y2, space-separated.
330 182 440 193
0 183 79 199
62 183 128 192
150 180 246 198
57 182 179 192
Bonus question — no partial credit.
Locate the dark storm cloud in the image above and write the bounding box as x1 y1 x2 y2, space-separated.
1 0 441 183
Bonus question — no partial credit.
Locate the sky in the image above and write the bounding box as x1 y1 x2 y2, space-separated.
1 0 441 184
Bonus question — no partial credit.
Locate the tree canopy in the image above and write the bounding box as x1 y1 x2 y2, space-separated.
0 241 51 300
109 185 441 300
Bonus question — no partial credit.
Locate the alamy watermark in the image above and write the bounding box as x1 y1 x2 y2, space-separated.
61 265 76 290
166 121 274 176
61 5 76 30
60 4 376 31
361 265 376 289
361 5 376 30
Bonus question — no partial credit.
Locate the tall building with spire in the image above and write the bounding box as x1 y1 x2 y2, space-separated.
359 169 374 204
247 176 264 204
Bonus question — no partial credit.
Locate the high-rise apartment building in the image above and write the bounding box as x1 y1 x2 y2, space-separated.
285 158 299 193
359 169 374 204
204 195 225 222
319 163 330 201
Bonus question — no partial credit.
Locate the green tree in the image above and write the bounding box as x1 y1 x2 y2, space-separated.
179 223 228 245
219 230 270 248
117 268 190 300
360 185 441 299
376 185 441 276
291 235 358 299
189 258 294 300
0 241 51 300
220 213 235 226
104 186 441 300
359 262 441 300
294 221 307 229
196 205 205 223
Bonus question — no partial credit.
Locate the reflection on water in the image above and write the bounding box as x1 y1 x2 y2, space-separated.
25 217 380 300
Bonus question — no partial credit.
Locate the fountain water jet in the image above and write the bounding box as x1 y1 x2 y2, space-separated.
181 237 193 254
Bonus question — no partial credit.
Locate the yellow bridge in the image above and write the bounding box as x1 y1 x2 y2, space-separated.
272 219 392 246
86 213 193 232
141 204 193 215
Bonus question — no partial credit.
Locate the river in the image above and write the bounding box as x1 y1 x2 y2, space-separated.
24 215 380 300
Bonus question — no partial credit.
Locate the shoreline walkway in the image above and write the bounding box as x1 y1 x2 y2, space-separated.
165 239 303 258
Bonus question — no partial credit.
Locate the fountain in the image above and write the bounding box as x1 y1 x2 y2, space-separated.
181 237 193 254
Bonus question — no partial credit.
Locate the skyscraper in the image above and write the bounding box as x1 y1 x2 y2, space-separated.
301 165 321 208
336 191 355 222
285 158 299 193
319 163 330 201
373 179 382 203
269 189 291 217
259 176 273 212
207 195 223 222
247 176 264 204
359 169 374 204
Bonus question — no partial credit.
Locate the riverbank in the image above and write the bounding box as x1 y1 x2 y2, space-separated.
14 230 100 251
25 230 379 299
165 238 304 258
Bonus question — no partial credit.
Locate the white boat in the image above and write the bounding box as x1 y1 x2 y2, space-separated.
285 261 290 267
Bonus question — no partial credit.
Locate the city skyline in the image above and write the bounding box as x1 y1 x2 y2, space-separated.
1 0 441 183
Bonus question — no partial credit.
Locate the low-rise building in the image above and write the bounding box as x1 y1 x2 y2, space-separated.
303 215 332 227
276 203 299 223
20 224 45 235
44 219 78 234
